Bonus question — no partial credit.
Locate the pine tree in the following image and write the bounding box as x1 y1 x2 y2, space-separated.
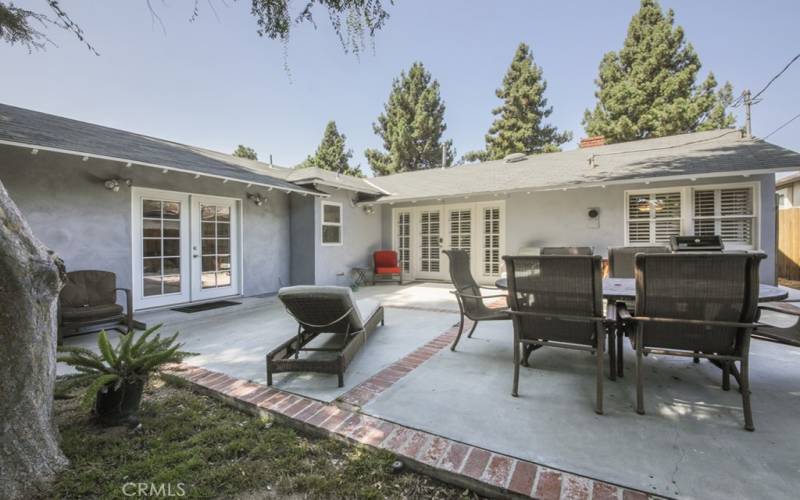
365 62 454 176
233 145 258 160
583 0 735 142
467 43 571 162
301 121 362 177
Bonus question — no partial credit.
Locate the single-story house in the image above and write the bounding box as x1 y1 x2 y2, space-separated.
2 103 800 311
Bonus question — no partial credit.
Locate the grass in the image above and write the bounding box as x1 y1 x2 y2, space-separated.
43 377 478 500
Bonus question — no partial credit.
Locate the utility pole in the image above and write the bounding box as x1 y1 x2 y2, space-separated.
743 89 753 138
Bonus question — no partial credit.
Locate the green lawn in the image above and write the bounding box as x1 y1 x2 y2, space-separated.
44 377 477 500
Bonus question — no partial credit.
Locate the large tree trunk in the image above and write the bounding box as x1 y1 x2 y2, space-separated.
0 180 67 499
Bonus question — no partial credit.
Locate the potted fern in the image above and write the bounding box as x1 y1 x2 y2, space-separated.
58 324 192 426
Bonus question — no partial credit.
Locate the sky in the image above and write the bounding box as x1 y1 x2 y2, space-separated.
3 0 800 177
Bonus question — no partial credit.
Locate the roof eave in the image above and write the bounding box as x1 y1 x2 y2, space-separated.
0 139 327 197
368 167 798 205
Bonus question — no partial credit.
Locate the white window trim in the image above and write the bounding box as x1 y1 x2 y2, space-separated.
320 201 343 246
623 181 760 250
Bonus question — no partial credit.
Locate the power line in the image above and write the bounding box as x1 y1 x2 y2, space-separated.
763 111 800 140
733 52 800 107
752 53 800 101
588 129 740 164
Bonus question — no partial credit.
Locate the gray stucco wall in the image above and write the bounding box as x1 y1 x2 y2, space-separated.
0 145 292 300
312 189 384 286
379 174 777 284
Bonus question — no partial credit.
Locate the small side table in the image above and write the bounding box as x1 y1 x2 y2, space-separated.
351 267 370 287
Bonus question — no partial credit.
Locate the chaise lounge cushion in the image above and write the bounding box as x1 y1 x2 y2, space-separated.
61 270 117 307
278 286 381 332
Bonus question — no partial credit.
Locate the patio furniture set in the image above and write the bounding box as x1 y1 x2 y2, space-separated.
449 240 788 431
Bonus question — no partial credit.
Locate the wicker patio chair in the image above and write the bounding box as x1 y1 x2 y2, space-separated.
618 252 765 430
503 255 608 414
541 246 594 256
754 301 800 347
58 270 146 344
606 245 670 378
443 249 510 351
268 286 384 387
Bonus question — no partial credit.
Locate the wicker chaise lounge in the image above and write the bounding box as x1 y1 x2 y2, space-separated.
267 286 384 387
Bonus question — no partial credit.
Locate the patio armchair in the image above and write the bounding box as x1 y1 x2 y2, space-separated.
58 270 145 344
541 246 594 256
443 249 510 351
372 250 402 285
618 252 765 430
606 245 670 378
754 300 800 348
503 255 608 414
268 286 384 387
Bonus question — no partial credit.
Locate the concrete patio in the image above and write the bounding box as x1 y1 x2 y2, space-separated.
60 282 800 499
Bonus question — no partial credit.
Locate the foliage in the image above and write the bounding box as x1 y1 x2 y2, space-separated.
467 42 571 162
43 379 474 499
57 325 192 409
1 1 392 56
233 144 259 160
366 62 455 176
0 0 95 53
582 0 735 142
301 120 363 176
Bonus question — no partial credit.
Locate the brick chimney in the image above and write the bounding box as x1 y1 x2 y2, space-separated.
579 136 606 148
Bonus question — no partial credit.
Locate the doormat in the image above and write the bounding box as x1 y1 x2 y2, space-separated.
171 300 241 313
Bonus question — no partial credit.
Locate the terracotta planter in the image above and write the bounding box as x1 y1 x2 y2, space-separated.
94 378 145 426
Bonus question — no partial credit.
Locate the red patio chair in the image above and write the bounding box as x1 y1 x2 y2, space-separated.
373 250 402 285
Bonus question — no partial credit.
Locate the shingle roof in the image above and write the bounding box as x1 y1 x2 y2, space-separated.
284 167 387 195
368 129 800 203
0 103 321 195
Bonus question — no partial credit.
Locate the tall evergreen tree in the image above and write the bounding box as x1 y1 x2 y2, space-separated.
466 43 571 162
365 62 454 176
583 0 735 142
301 121 362 177
233 145 258 160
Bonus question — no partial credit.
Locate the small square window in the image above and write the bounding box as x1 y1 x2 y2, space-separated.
321 202 342 245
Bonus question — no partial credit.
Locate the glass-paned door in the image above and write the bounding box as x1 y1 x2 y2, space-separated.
448 208 472 253
191 197 239 301
417 209 445 279
133 190 190 308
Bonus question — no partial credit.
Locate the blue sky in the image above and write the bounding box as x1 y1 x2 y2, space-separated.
3 0 799 176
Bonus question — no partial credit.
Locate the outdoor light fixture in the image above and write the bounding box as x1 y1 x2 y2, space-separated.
363 205 375 215
103 178 132 192
247 193 267 207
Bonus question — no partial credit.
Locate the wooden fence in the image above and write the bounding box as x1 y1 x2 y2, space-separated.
778 208 800 280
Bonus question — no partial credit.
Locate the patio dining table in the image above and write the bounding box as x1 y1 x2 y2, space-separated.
494 276 789 382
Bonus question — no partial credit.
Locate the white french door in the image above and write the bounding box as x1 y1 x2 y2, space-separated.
191 196 240 302
393 201 504 284
132 188 240 309
416 208 446 280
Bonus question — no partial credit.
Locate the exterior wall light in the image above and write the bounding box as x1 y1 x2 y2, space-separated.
247 193 267 207
363 205 375 215
103 178 132 192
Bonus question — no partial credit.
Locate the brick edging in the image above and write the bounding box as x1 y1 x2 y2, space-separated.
161 363 660 500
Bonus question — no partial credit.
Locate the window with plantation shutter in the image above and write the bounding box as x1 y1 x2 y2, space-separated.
625 191 682 245
692 187 755 248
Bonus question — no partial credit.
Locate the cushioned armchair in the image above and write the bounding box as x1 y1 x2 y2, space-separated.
58 270 145 343
372 250 402 285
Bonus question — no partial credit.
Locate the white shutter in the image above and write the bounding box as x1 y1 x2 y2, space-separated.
627 192 681 244
691 187 755 247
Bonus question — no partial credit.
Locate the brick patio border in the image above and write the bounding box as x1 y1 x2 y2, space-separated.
162 362 659 499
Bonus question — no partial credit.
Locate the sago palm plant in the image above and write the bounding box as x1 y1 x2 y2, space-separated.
58 324 192 423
